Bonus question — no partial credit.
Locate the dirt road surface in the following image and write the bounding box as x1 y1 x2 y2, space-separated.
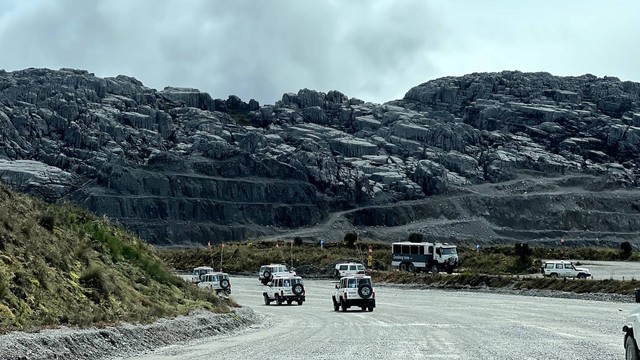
126 276 633 360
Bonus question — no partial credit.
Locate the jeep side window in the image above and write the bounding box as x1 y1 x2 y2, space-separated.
564 264 573 269
284 279 290 287
348 279 356 288
544 263 554 269
349 265 356 270
340 265 348 270
555 264 563 269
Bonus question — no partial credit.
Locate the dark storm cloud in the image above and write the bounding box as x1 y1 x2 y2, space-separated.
0 0 639 104
0 0 441 104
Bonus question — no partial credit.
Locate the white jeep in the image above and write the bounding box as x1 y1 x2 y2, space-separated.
333 262 366 278
189 266 215 283
262 275 305 305
542 260 591 279
623 306 640 359
196 272 231 295
258 264 295 285
332 274 375 312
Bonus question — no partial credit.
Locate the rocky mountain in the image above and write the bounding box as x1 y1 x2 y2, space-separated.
1 68 639 246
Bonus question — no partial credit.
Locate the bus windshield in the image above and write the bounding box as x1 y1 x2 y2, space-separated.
441 248 457 255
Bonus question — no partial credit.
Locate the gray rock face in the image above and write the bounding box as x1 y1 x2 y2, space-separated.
1 68 639 245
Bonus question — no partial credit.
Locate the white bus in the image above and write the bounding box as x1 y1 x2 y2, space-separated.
391 241 459 274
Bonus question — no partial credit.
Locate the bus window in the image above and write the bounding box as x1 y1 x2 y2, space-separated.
393 244 401 253
410 246 418 254
401 245 409 254
428 246 433 254
419 246 424 255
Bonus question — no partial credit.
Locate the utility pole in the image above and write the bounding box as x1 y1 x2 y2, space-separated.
220 243 224 272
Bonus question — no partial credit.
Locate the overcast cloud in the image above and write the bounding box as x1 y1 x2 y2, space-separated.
0 0 638 104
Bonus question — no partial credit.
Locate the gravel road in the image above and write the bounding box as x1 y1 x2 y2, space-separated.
127 276 634 360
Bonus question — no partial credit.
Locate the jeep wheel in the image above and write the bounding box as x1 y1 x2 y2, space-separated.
446 267 454 274
626 335 639 360
287 299 293 305
292 284 304 296
332 297 340 311
263 270 272 281
358 284 373 299
333 269 340 278
297 299 303 305
263 294 270 306
360 306 366 311
408 263 415 273
399 263 407 272
576 273 586 279
550 273 558 278
367 306 374 312
220 279 230 290
430 265 439 274
340 298 348 312
275 294 283 305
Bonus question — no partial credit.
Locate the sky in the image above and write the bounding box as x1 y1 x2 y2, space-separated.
0 0 638 105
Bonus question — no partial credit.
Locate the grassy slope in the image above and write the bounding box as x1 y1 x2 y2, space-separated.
0 185 231 333
159 241 640 296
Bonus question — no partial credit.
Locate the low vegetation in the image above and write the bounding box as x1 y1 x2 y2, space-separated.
159 239 640 296
0 185 231 333
159 240 390 274
371 271 640 295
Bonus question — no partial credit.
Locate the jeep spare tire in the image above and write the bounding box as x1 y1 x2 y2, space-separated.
220 279 230 290
358 284 372 299
292 283 304 296
263 270 272 280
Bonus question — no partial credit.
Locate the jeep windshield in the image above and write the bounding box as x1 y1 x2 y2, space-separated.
346 278 371 287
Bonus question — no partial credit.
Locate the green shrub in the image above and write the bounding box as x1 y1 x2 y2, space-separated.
79 265 111 302
408 233 423 243
620 241 633 259
37 213 56 233
343 233 357 248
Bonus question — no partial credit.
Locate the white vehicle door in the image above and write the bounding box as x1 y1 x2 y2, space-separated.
554 263 564 276
564 263 576 277
339 264 348 276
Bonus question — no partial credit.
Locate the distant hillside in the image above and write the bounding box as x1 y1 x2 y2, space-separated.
0 184 229 332
0 68 639 246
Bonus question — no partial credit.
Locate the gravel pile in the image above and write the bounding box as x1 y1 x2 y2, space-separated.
0 308 261 360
